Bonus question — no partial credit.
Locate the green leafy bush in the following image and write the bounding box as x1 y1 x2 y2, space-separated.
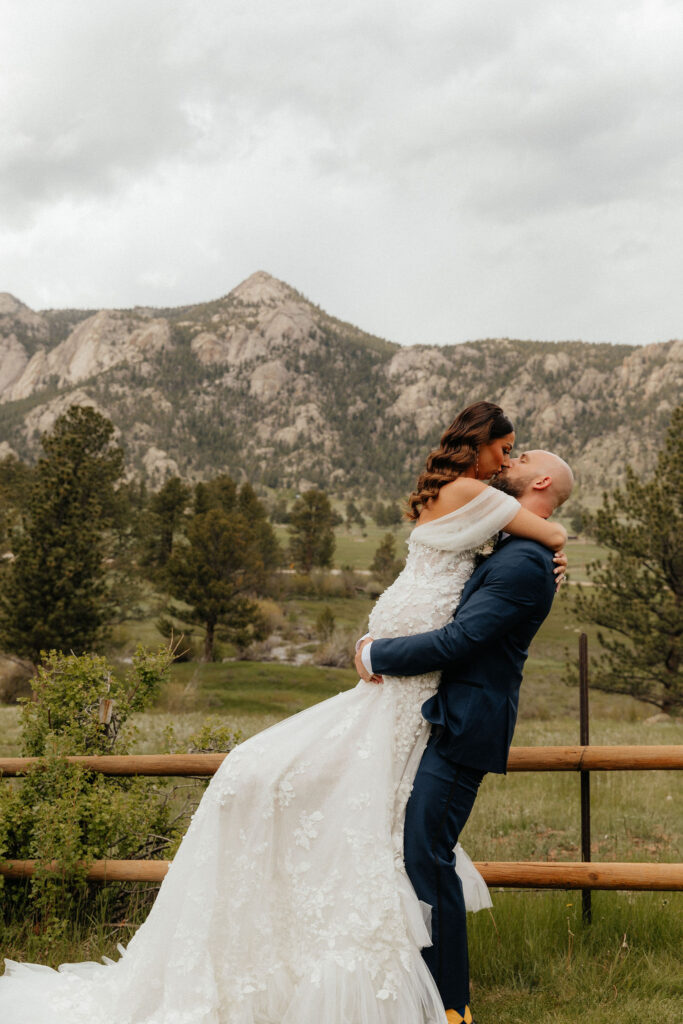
315 605 336 640
0 647 240 935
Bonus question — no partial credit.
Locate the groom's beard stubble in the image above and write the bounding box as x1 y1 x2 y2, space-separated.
490 474 525 499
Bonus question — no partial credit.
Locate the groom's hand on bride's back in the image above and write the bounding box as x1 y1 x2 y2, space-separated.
354 636 383 683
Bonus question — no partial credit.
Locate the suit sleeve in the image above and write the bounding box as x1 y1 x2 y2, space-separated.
371 546 554 678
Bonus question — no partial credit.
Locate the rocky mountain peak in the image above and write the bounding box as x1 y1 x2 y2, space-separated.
2 309 171 403
0 273 680 498
0 293 49 353
0 293 31 316
229 271 298 307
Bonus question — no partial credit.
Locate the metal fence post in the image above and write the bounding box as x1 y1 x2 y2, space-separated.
579 632 592 923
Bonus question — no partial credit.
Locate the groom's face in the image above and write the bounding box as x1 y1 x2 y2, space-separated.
491 452 538 499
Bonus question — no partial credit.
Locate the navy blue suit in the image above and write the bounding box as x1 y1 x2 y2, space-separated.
370 537 556 1009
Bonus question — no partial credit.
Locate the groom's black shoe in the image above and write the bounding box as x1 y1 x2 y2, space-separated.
445 1007 475 1024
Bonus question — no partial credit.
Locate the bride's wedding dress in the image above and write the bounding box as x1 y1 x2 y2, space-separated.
0 487 519 1024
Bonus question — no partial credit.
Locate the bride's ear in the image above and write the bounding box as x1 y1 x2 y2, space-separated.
532 475 552 491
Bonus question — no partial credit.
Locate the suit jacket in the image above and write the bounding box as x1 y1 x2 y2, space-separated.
370 537 556 774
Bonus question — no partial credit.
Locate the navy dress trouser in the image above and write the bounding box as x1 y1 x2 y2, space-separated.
403 732 485 1011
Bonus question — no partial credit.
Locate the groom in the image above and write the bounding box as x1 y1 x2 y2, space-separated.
355 450 573 1024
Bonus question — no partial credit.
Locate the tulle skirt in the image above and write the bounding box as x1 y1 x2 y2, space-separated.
1 682 490 1023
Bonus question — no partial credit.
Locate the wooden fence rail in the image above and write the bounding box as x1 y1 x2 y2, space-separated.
1 745 682 778
1 858 680 890
2 746 681 890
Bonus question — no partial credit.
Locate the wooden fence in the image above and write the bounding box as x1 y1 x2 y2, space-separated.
2 745 681 777
1 745 682 891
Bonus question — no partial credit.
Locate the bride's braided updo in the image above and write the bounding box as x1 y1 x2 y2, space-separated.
406 401 514 521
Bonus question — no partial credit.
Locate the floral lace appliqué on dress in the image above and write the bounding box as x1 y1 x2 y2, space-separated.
0 487 519 1024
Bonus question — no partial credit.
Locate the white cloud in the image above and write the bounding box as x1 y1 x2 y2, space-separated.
0 0 681 345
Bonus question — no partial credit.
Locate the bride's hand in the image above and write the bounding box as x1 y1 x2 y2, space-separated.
553 550 568 590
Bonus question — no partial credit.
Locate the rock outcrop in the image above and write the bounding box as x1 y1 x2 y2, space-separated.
4 310 171 401
0 272 680 498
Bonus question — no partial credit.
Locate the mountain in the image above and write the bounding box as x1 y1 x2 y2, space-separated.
0 272 680 500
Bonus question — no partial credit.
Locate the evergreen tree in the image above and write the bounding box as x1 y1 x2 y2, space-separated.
288 490 336 572
194 474 238 516
104 476 149 622
0 406 124 662
237 482 281 585
165 506 268 661
369 532 404 586
345 500 366 529
571 406 682 714
270 494 290 524
142 476 191 570
564 499 587 536
0 455 33 554
372 500 402 528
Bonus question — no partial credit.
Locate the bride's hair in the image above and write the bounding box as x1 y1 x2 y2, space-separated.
406 401 514 520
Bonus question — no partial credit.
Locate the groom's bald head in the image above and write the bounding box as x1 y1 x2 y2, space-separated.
493 450 574 517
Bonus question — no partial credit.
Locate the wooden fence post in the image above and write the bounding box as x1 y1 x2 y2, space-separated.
579 632 592 924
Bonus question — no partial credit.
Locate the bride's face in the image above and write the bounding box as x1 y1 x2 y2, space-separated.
479 431 515 479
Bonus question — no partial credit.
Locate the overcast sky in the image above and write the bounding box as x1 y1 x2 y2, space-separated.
1 0 681 346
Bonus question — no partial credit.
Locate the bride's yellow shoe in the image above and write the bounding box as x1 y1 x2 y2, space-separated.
446 1007 473 1024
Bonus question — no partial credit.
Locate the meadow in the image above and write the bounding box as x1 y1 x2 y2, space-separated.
1 532 681 1022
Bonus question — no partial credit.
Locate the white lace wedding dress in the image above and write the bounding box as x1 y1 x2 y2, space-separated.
0 487 519 1024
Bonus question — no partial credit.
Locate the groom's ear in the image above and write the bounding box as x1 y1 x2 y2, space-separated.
531 475 552 492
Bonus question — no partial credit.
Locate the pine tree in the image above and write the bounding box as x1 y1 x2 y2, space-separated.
572 405 682 714
237 482 281 585
0 406 124 662
194 474 238 516
165 504 269 661
288 490 336 572
372 500 402 527
270 494 290 524
142 476 191 570
369 533 404 586
344 500 365 529
0 454 33 554
103 476 149 623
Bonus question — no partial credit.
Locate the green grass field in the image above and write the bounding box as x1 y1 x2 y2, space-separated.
2 700 680 1022
468 890 682 1023
104 592 650 728
275 520 604 581
273 519 413 571
164 659 356 716
1 529 680 1021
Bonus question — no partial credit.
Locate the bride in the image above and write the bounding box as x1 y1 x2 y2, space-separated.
0 401 567 1024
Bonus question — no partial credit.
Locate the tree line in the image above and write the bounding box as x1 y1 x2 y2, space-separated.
0 406 339 664
0 403 680 713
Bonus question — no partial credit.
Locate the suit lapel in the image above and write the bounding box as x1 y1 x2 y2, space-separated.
453 536 516 616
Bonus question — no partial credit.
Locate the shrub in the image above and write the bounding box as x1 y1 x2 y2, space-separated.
313 627 357 669
315 605 336 640
0 647 240 934
279 569 366 600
